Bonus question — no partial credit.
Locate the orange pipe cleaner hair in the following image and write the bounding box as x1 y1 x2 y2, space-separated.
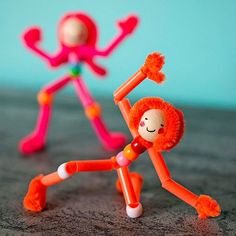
129 97 184 151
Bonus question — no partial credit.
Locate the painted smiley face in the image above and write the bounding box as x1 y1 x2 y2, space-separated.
138 109 165 142
60 18 88 46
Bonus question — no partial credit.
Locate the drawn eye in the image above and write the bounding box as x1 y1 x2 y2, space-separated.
145 118 148 120
161 124 164 127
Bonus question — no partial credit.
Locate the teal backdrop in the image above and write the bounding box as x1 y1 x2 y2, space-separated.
0 0 235 109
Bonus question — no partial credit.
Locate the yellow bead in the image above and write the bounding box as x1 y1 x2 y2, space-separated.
123 144 139 161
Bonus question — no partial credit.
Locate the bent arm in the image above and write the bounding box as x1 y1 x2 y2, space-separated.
26 45 67 68
23 27 67 68
27 44 50 61
96 15 139 57
96 33 127 57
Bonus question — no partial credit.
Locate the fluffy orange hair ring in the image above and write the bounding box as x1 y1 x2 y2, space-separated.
129 97 184 151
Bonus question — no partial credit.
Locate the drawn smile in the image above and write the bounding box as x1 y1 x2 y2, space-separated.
146 127 156 133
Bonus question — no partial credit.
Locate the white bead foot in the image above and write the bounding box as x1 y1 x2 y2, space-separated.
57 163 71 179
126 203 143 218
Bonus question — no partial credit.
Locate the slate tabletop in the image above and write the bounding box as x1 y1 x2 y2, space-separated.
0 90 235 235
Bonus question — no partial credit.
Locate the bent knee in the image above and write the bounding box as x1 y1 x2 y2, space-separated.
37 91 53 105
85 102 101 119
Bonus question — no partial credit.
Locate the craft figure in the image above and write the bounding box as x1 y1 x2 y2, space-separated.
19 12 139 154
23 53 221 219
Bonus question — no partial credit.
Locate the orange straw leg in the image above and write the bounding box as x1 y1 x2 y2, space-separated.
74 159 115 172
195 195 221 219
130 173 143 201
41 172 63 186
162 179 198 207
23 158 117 213
23 175 48 212
116 172 143 201
40 159 116 187
116 167 139 207
149 149 198 207
24 172 65 212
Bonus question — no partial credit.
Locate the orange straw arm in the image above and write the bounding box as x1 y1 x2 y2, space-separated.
113 52 165 104
117 98 138 137
148 149 198 207
114 70 146 104
117 167 139 207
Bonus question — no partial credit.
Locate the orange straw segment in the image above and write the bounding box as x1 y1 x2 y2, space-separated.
116 172 143 201
162 179 198 207
117 167 139 207
113 70 146 103
41 172 63 186
76 159 115 172
117 99 138 137
23 175 47 212
148 148 171 183
130 172 143 201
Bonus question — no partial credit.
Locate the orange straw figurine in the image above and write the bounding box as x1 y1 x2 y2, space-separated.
23 52 221 219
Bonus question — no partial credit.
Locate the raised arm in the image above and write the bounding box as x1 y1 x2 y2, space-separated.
114 52 165 104
22 27 67 68
96 15 139 57
114 52 166 132
114 53 166 165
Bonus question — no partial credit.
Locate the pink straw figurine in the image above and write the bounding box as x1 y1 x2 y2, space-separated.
19 12 139 155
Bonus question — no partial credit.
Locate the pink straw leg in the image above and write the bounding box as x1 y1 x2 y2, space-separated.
19 75 71 155
19 105 51 155
73 77 127 150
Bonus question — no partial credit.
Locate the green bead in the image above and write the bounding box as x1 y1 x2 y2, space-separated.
70 65 82 77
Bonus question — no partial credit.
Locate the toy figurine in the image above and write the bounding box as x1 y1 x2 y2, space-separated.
19 12 139 155
23 53 221 219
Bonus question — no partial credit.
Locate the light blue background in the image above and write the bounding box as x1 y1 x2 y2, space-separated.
0 0 235 109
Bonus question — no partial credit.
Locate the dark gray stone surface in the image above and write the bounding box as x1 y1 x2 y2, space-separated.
0 90 235 235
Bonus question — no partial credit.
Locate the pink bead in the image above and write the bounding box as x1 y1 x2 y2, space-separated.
140 121 145 127
116 151 131 167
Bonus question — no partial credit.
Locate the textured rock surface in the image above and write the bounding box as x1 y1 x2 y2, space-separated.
0 90 235 235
